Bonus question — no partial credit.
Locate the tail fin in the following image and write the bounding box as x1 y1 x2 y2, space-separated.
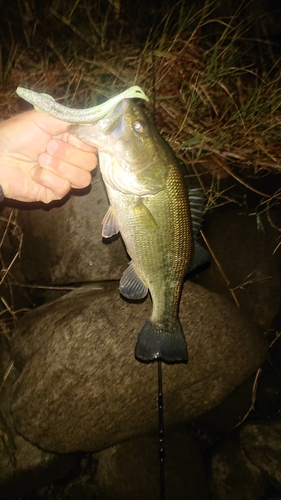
135 319 188 364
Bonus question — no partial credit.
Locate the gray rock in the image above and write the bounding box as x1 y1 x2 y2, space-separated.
0 336 81 499
210 435 266 500
10 282 267 454
197 209 281 330
93 428 209 500
17 170 128 284
240 419 281 489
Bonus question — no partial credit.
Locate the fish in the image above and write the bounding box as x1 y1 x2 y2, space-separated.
16 85 207 363
71 99 207 363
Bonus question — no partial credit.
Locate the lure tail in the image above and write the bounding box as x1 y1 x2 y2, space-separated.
135 319 188 363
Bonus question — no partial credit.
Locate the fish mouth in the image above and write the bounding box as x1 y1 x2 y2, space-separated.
70 99 131 147
101 99 130 139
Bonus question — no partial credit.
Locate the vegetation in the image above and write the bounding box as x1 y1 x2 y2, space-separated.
0 0 280 329
1 1 280 205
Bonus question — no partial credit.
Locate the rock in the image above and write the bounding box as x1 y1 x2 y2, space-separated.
10 281 267 453
24 454 99 500
197 373 257 433
0 425 81 500
240 419 281 489
210 434 267 500
196 209 281 330
0 336 81 499
93 428 209 500
17 170 128 284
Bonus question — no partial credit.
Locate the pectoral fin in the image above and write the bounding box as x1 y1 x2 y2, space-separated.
120 261 148 300
102 205 119 238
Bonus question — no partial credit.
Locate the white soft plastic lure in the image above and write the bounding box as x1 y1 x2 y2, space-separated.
16 85 149 123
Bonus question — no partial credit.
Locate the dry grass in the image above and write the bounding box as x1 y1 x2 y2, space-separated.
1 1 280 208
0 209 25 337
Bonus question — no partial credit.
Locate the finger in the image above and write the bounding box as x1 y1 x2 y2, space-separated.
47 139 97 171
38 152 92 189
31 166 72 201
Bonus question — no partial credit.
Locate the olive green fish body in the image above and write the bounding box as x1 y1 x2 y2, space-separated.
106 161 192 310
104 160 192 361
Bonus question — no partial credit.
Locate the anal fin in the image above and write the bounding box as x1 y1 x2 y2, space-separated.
120 261 148 300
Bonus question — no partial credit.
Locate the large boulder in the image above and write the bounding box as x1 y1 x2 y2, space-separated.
210 434 266 500
240 419 281 488
10 281 267 454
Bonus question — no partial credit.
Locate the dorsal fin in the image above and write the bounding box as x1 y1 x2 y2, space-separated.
188 188 206 238
188 188 209 271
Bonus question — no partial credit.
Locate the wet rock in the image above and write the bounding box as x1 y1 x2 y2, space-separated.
0 336 81 499
240 419 281 489
197 209 281 330
10 281 267 454
17 170 128 284
93 428 209 500
210 434 267 500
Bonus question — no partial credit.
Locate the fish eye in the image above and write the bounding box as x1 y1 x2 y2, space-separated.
133 121 144 133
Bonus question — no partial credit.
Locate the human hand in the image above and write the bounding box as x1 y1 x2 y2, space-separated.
0 110 97 203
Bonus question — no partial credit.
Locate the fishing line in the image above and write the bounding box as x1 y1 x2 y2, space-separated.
157 360 165 500
150 38 165 500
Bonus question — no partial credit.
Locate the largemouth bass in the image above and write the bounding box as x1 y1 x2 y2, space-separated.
72 99 206 363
